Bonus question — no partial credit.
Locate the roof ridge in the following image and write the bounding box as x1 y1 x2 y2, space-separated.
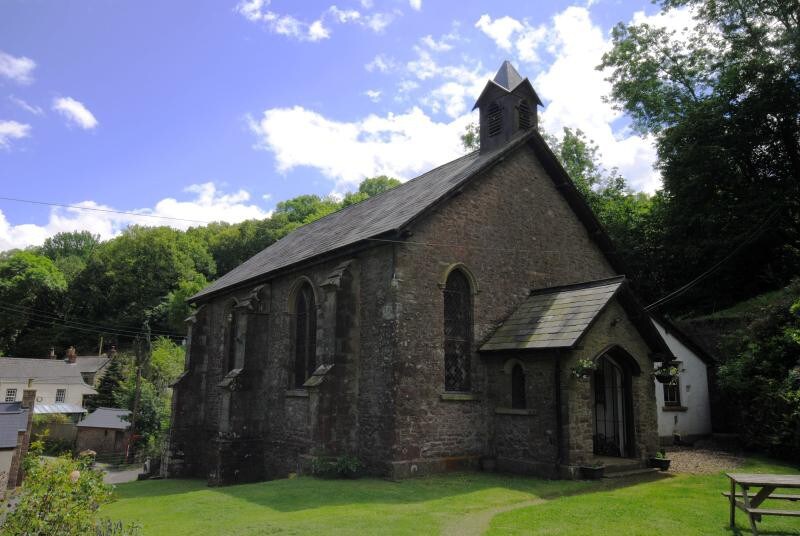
529 275 625 296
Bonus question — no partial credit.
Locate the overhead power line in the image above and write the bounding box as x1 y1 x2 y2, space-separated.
645 207 781 311
0 303 185 341
0 196 210 224
1 302 181 337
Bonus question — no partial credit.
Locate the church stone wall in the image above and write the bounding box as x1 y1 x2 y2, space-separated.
391 143 617 476
167 244 399 484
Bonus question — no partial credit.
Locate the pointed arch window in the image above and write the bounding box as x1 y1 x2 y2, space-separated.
293 282 317 388
443 270 472 392
511 364 526 409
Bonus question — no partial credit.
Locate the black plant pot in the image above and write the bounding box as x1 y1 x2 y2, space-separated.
649 458 671 471
580 466 605 480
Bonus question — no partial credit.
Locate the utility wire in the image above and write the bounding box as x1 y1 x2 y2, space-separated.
0 302 183 337
0 196 210 224
0 304 185 340
645 208 781 311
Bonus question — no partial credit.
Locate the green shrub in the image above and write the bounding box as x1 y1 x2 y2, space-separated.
2 447 114 535
716 280 800 459
310 455 362 479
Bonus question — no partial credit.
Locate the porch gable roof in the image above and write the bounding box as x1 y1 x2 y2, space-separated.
481 277 625 351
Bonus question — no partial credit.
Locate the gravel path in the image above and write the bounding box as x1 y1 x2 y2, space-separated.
666 446 745 474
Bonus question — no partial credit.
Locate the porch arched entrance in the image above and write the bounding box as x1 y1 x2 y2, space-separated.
591 346 639 458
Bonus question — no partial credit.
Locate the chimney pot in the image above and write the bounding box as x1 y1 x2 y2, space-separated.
67 346 77 364
49 347 56 359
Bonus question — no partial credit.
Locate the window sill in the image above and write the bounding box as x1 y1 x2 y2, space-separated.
661 405 687 412
285 389 309 398
495 408 535 416
440 392 479 401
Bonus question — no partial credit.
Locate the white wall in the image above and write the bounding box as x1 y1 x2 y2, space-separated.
652 321 712 440
0 381 95 407
0 448 15 491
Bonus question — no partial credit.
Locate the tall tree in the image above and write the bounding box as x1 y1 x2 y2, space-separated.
600 0 800 310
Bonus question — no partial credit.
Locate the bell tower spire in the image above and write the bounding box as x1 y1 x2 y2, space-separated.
472 61 542 152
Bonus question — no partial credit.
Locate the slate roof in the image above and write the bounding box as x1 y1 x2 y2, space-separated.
0 402 28 449
34 403 87 415
78 407 130 430
192 132 537 301
72 357 111 374
481 277 625 351
493 60 524 91
0 357 98 387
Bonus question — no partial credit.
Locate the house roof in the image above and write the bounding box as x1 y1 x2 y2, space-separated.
0 402 28 449
651 316 715 364
192 123 628 302
72 357 111 374
0 357 99 388
481 277 625 351
34 403 87 415
78 407 130 430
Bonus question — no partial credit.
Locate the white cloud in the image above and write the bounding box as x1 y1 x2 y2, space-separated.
407 47 437 80
328 6 361 23
236 0 395 40
362 12 395 33
365 54 395 73
364 89 382 102
0 183 272 251
0 120 31 149
409 0 422 11
52 97 98 130
248 105 474 192
0 51 36 84
471 7 694 192
475 15 523 51
9 96 43 116
308 19 330 41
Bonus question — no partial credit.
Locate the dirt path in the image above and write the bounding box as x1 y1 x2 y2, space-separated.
442 498 546 536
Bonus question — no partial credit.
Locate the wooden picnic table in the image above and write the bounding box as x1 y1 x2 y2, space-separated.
724 473 800 535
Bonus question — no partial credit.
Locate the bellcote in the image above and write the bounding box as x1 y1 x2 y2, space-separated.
472 61 542 152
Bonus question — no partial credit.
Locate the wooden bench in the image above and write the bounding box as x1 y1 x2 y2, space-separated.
726 473 800 535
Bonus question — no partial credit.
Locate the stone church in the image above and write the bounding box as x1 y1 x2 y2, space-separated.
165 61 672 485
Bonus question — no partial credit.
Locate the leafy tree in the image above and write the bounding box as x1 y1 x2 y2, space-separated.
114 376 170 450
274 194 340 225
2 448 116 536
148 337 185 390
40 231 100 262
600 0 800 311
356 176 401 197
715 280 800 458
0 252 67 356
460 122 480 151
87 356 125 411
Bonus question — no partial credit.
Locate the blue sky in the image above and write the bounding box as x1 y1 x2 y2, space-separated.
0 0 693 251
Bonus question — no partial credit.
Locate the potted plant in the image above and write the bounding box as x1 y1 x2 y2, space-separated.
579 462 605 480
571 359 597 380
649 449 671 471
653 364 679 384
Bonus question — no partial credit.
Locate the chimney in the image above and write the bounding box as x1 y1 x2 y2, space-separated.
49 347 56 359
472 60 542 153
109 345 117 359
67 346 77 364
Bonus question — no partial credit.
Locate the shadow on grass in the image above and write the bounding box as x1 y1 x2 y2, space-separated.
112 470 670 514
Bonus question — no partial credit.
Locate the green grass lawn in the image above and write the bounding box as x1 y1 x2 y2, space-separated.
101 458 800 535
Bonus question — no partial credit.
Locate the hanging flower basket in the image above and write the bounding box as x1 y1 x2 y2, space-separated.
653 365 679 384
571 359 597 380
